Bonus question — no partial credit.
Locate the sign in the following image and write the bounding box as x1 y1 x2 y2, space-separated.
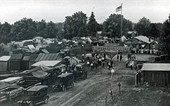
93 46 130 52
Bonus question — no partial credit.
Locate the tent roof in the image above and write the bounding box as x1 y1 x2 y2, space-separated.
27 85 48 92
134 35 153 44
20 65 52 75
32 60 61 67
141 63 170 71
0 77 22 84
0 56 11 61
32 70 48 78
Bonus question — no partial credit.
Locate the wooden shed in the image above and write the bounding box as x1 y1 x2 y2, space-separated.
138 63 170 86
0 56 11 74
9 54 23 72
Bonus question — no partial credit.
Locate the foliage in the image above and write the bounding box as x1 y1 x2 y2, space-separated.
161 15 170 55
149 23 162 38
135 17 151 36
102 14 132 38
64 11 87 39
87 12 98 37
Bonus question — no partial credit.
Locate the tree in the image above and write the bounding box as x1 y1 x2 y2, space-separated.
87 12 98 37
102 14 132 38
64 11 87 39
135 17 151 36
36 19 46 37
161 14 170 56
149 23 161 38
44 21 58 38
0 22 11 43
11 18 37 41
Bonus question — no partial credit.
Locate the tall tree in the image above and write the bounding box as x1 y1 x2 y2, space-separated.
87 12 98 37
149 23 161 38
44 21 58 38
102 14 132 38
135 17 151 36
161 14 170 55
64 11 87 39
0 22 11 43
36 19 46 37
11 18 37 41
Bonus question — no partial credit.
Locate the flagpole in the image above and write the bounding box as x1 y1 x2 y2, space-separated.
121 3 123 37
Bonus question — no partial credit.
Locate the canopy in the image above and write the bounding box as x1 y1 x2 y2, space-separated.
32 70 48 78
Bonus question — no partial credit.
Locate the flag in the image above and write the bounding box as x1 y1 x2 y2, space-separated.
116 5 122 12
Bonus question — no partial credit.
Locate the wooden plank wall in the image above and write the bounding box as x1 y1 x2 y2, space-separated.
143 71 170 86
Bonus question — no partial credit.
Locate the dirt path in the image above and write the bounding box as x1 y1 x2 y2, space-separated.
42 61 136 106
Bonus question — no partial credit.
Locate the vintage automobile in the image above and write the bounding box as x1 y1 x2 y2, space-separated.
0 86 23 102
53 73 74 91
75 63 87 80
18 85 49 106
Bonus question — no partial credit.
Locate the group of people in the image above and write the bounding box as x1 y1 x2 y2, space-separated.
117 52 123 61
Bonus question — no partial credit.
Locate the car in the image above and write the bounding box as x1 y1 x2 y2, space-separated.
74 63 87 80
18 85 49 106
53 73 74 91
0 86 23 102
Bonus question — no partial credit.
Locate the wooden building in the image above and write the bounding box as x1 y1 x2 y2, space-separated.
137 63 170 86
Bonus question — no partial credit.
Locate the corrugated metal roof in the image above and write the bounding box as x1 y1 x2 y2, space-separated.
141 63 170 71
31 60 61 67
29 54 39 61
10 54 23 60
35 53 60 61
0 56 11 61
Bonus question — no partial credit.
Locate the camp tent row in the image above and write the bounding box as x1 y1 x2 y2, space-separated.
0 53 63 74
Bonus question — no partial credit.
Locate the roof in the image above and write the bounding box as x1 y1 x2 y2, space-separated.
31 60 61 67
35 53 61 61
141 63 170 71
20 65 52 74
72 57 81 62
0 56 11 61
58 73 72 78
134 35 153 44
0 77 22 84
23 56 30 61
10 54 23 60
27 85 48 92
32 70 48 78
29 54 39 61
41 49 49 53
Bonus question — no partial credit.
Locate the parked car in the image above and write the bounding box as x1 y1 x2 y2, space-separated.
0 86 23 102
74 63 87 80
53 73 74 91
18 85 49 106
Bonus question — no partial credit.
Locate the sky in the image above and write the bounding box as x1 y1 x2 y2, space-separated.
0 0 170 24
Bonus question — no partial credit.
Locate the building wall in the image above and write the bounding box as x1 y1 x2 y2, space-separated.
142 71 170 86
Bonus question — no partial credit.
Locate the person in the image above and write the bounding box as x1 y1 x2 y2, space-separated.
109 89 113 100
120 53 122 61
110 68 115 79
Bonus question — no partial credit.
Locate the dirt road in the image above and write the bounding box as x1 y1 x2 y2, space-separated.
42 61 136 106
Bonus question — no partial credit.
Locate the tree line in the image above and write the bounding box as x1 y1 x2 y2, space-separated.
0 11 169 44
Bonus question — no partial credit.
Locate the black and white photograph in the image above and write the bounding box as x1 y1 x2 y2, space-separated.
0 0 170 106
